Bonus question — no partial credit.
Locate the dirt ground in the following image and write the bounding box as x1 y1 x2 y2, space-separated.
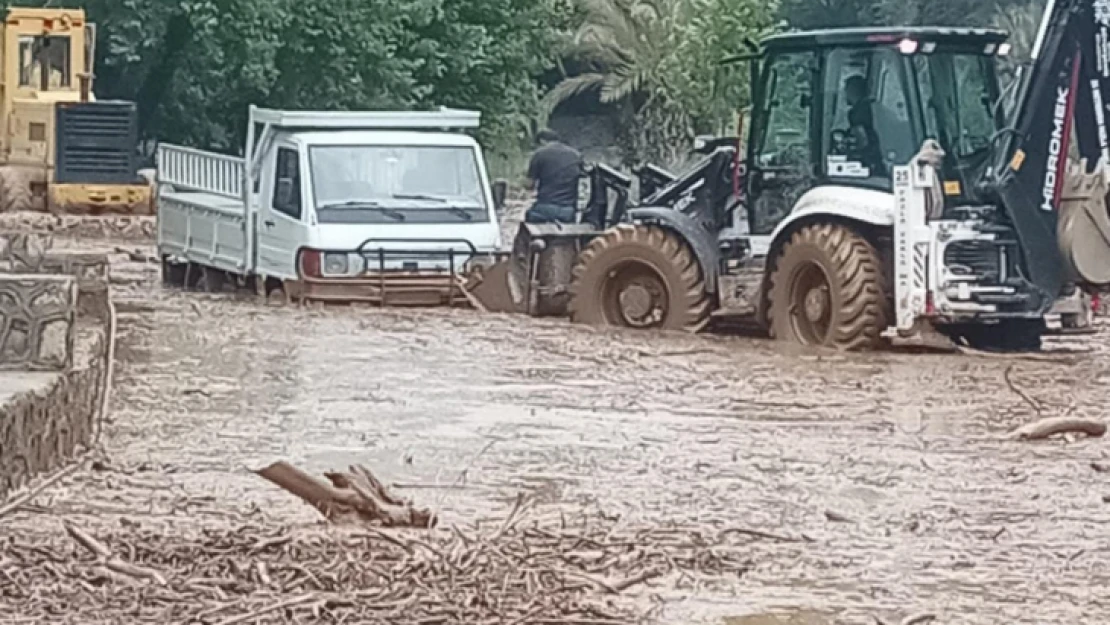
4 236 1110 624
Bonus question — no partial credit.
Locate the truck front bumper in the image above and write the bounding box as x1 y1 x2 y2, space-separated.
287 243 506 307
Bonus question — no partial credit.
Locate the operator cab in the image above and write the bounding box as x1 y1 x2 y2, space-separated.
746 27 1011 235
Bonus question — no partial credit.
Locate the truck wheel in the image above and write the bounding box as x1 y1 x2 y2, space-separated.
161 257 188 287
768 223 887 351
197 266 227 293
0 167 32 213
568 224 710 332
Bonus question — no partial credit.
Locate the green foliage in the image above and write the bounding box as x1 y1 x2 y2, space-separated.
13 0 1049 172
778 0 1045 33
547 0 777 165
777 0 883 29
37 0 564 158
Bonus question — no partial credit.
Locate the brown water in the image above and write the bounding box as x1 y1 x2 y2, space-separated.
7 248 1110 624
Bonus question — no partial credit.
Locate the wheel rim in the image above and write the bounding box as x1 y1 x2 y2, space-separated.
787 261 832 344
599 261 669 328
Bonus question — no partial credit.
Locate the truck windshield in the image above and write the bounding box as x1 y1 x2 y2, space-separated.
309 145 487 223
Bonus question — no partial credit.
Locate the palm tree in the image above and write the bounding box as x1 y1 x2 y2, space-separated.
543 0 692 164
543 0 677 114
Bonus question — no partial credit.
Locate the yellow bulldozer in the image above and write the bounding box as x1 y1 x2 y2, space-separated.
0 6 150 215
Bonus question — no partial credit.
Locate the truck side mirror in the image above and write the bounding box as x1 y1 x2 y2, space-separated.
492 178 508 215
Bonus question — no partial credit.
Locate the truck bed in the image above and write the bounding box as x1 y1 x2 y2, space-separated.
156 145 250 275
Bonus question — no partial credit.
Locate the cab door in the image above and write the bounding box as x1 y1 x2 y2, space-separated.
255 144 312 280
745 50 820 236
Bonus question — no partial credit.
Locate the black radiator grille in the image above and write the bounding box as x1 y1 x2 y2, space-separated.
54 101 138 185
943 240 1001 279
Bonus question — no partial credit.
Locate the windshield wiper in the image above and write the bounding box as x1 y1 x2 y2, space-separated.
319 200 382 208
391 193 476 220
445 206 474 221
393 193 446 202
318 201 405 221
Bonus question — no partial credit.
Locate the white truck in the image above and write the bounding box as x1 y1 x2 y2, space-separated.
155 106 506 306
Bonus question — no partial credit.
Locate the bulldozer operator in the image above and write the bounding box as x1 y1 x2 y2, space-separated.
524 128 582 224
843 75 886 176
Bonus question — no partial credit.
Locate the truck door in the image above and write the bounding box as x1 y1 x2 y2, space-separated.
746 50 819 236
256 144 311 280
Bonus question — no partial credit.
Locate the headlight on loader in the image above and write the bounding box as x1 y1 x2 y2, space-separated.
323 253 349 275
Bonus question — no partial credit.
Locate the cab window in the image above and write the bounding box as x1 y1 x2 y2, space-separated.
823 47 915 180
272 148 303 220
747 51 817 235
19 35 71 89
752 51 814 171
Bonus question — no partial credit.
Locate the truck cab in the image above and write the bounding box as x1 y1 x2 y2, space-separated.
157 106 505 306
255 129 501 298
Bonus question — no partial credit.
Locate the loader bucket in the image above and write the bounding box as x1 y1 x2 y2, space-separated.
466 223 592 316
465 258 522 313
1058 157 1110 286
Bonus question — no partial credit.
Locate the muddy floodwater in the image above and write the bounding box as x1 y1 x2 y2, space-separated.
8 249 1110 624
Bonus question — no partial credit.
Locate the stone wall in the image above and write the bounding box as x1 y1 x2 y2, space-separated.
0 334 104 496
0 212 154 242
0 274 76 371
0 231 110 500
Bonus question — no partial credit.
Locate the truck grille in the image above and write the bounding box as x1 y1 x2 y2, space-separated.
943 240 1001 279
54 101 139 185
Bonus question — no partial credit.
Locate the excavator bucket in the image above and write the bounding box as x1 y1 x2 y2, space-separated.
1057 157 1110 287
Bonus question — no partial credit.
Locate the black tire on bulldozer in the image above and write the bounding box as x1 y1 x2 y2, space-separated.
568 224 710 332
768 223 888 351
0 167 33 213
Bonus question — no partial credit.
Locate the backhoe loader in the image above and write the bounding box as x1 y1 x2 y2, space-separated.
0 7 150 215
470 0 1110 352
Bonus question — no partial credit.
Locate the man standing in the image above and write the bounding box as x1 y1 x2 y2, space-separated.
524 129 582 224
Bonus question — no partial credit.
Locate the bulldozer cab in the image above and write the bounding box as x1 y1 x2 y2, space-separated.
0 7 94 172
744 28 1011 235
3 8 91 96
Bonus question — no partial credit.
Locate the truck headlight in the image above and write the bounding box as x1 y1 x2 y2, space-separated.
323 253 349 275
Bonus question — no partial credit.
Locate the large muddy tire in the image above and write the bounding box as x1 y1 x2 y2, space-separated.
0 167 32 213
568 224 710 332
768 223 888 351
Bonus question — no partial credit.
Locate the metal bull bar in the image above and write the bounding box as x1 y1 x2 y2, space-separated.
295 238 503 307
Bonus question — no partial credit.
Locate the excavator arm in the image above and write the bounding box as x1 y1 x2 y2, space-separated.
992 0 1110 298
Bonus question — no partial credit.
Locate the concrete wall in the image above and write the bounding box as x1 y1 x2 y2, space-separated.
0 232 110 499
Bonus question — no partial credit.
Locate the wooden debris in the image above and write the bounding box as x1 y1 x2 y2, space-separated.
62 521 167 585
215 593 316 625
824 509 854 523
0 461 83 518
255 461 436 528
1005 417 1107 441
5 511 752 624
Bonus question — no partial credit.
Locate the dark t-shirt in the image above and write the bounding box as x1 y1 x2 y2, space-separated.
848 100 884 173
527 141 582 207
